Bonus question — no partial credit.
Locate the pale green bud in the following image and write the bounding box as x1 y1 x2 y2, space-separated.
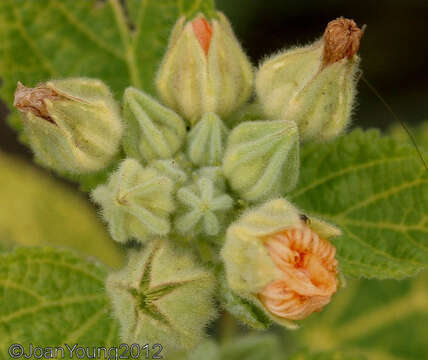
106 239 217 350
223 120 299 202
123 87 186 162
175 177 234 236
221 198 341 327
187 112 229 166
156 13 253 124
150 158 188 188
14 78 123 173
194 166 227 191
256 18 363 141
91 159 175 243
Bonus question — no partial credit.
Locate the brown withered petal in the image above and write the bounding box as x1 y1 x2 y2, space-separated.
322 17 363 67
258 225 338 320
14 82 62 124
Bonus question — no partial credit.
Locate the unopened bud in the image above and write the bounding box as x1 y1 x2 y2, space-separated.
14 78 123 173
187 112 229 166
175 177 234 236
156 12 253 124
150 157 189 188
106 240 216 350
221 198 341 327
91 159 175 243
223 120 299 202
123 87 186 163
256 18 363 142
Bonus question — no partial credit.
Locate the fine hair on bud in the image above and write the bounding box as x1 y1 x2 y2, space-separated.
106 240 217 350
91 159 175 243
256 18 363 142
14 78 123 174
156 12 254 124
221 198 342 328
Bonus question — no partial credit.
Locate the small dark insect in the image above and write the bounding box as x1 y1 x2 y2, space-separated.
300 214 310 224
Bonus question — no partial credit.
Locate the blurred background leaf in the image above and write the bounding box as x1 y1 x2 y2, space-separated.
174 334 283 360
0 151 124 269
290 272 428 360
389 121 428 150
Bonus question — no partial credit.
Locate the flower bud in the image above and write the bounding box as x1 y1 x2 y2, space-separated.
223 120 299 202
156 12 253 124
14 78 123 173
187 112 229 166
150 158 189 189
123 87 186 163
106 240 216 350
91 159 175 243
175 177 234 237
256 18 363 142
221 198 341 327
194 166 226 191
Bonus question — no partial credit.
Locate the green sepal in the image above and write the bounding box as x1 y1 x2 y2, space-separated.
123 87 186 162
187 112 229 167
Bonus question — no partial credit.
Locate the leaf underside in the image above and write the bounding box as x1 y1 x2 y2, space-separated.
0 247 119 358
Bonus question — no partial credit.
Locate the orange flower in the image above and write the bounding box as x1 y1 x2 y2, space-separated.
259 225 338 320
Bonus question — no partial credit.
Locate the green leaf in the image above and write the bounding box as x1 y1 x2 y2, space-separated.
388 121 428 151
290 129 428 279
0 151 124 269
291 272 428 360
0 247 120 357
173 335 282 360
289 350 367 360
220 335 282 360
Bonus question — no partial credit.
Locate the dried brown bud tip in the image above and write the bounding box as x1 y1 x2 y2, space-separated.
14 82 61 123
322 17 363 67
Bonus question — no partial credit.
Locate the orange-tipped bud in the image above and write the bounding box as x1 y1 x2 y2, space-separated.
156 12 253 124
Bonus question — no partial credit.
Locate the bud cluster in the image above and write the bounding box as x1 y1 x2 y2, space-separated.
12 11 363 349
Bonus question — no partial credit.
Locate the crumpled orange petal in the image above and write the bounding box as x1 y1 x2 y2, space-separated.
259 225 338 320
